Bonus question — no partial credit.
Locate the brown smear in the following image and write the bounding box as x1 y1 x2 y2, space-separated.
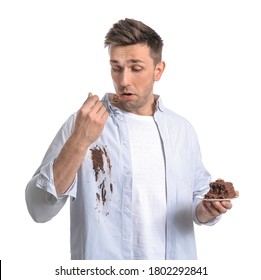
98 180 107 206
103 146 112 175
101 185 106 206
91 145 113 210
90 146 105 181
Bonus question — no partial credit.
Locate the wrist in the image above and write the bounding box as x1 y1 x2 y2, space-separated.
68 133 92 154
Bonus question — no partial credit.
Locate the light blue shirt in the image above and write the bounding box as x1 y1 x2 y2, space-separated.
25 94 219 260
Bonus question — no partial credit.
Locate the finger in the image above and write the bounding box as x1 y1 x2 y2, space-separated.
220 201 232 210
100 108 109 121
82 94 99 109
202 201 220 217
212 201 230 214
202 201 216 217
82 92 93 105
207 201 225 216
90 100 107 114
208 206 222 216
92 105 109 124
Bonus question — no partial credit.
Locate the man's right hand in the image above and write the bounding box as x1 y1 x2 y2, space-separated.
72 92 109 148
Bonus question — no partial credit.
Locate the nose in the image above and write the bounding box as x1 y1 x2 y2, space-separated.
119 69 131 87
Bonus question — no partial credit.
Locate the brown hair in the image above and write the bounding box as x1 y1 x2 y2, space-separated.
104 18 163 65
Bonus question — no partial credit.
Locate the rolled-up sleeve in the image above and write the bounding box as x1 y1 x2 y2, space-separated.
25 114 77 223
25 160 77 223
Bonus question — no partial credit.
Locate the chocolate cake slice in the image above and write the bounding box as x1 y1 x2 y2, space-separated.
204 179 236 199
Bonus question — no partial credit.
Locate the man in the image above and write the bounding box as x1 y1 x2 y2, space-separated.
25 18 236 260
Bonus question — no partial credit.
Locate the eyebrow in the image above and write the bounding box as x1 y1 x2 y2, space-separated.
110 59 145 64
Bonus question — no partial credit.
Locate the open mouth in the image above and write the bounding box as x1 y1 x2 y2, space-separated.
121 93 135 100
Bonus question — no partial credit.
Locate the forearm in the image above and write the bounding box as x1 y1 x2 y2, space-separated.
53 134 90 195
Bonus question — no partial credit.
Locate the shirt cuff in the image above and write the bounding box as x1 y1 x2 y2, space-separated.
36 161 77 202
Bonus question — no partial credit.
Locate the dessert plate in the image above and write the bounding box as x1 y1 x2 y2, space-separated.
197 196 239 201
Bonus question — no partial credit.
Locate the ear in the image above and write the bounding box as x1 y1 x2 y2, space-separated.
154 61 166 81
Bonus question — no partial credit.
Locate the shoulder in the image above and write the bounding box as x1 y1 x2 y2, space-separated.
55 112 77 139
163 107 196 132
156 95 195 130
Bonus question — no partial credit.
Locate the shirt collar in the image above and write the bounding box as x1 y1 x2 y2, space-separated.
101 93 165 116
154 94 165 112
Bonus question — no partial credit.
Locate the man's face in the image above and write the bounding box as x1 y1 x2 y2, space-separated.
109 44 165 115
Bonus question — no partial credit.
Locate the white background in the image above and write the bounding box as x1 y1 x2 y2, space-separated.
0 0 260 279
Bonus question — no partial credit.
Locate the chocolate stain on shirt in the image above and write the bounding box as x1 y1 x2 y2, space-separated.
101 184 106 206
96 193 100 202
90 146 105 181
91 145 113 211
103 146 112 175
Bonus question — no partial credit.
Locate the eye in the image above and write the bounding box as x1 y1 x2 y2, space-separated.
111 66 122 73
132 65 143 72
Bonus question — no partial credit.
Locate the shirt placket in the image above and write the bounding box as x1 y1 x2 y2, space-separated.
114 111 133 259
154 110 174 260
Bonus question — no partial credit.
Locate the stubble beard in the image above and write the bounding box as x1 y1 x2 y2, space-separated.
120 92 155 114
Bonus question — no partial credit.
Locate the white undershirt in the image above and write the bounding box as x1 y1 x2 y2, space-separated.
123 111 166 260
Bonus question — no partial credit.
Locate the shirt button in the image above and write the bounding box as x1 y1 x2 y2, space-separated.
123 234 128 240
